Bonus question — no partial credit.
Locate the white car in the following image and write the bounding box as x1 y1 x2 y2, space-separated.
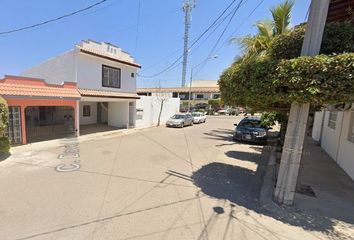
192 112 206 124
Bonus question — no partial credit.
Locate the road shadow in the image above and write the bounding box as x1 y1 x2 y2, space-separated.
225 151 261 164
203 128 235 143
0 152 10 162
191 160 349 238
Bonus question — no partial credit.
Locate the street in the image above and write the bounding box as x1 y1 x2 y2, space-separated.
0 116 332 240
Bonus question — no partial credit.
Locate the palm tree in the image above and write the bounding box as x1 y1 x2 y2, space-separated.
233 0 294 61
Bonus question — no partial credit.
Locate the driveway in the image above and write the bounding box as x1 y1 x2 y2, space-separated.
0 116 337 239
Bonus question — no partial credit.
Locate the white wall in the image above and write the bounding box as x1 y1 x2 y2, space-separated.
21 51 76 84
337 111 354 180
135 96 180 128
21 49 138 94
312 111 324 141
108 102 129 128
312 109 354 180
79 102 97 125
76 53 137 93
321 111 344 160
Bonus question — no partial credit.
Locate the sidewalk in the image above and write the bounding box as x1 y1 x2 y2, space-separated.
260 137 354 239
9 125 154 154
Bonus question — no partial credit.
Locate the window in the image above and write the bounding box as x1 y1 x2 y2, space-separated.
102 65 121 88
348 111 354 143
196 94 204 99
172 92 178 98
83 105 91 117
328 111 337 129
179 94 186 99
131 73 135 78
213 94 220 99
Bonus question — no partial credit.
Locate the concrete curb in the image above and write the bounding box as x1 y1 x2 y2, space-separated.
259 145 279 210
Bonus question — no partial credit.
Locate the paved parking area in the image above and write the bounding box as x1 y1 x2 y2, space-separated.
0 116 350 239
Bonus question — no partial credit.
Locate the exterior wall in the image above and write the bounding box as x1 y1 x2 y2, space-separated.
150 92 173 98
135 96 180 128
337 111 354 180
79 102 97 125
76 53 137 93
321 111 344 160
312 111 324 141
21 51 76 85
5 98 77 144
108 102 129 128
312 109 354 180
21 48 138 94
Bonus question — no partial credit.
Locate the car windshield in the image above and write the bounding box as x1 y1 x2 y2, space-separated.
239 120 262 128
171 114 185 119
192 113 201 117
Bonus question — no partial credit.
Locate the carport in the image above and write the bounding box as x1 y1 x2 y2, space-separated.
0 75 81 144
77 88 140 135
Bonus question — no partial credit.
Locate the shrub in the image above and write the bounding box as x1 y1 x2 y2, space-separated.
269 21 354 60
219 53 354 110
0 137 10 154
0 97 10 154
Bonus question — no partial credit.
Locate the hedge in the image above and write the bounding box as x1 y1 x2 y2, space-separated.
269 21 354 60
0 97 10 154
219 53 354 111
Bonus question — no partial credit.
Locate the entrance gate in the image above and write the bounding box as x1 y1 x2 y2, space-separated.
7 106 22 145
25 106 75 143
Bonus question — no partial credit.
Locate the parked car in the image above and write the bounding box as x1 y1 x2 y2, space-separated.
233 117 270 144
192 112 206 123
166 113 194 128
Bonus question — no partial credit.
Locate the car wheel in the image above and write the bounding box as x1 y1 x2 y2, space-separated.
180 123 184 128
191 121 193 126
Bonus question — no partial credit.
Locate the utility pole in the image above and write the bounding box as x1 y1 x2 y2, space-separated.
274 0 330 205
181 0 195 87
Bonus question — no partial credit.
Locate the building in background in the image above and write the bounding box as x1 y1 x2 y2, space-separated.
137 80 220 111
21 40 140 135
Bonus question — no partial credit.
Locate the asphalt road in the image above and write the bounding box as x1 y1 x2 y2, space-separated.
0 116 327 240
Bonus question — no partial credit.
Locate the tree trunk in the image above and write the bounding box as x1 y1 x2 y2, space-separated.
157 100 164 126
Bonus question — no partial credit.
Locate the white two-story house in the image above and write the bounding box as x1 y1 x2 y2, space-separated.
22 40 141 134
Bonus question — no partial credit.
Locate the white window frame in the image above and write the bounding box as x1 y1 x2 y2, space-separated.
83 105 91 117
328 111 337 129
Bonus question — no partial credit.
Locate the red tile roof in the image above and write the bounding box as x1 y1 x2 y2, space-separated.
0 76 80 99
78 88 140 99
137 87 220 93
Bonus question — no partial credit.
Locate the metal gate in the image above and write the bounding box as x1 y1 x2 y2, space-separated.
25 106 75 143
7 106 22 145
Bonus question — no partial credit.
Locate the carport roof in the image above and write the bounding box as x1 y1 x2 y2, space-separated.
0 75 81 99
78 88 140 99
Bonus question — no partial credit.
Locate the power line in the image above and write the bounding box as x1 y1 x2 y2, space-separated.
193 0 265 78
138 0 240 79
193 0 247 76
0 0 110 35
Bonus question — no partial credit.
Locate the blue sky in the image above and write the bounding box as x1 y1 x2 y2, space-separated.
0 0 310 88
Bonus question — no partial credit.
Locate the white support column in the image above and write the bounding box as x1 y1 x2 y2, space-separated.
76 101 80 137
274 0 330 205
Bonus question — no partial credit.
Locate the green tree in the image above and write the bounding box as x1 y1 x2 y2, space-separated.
233 0 294 61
